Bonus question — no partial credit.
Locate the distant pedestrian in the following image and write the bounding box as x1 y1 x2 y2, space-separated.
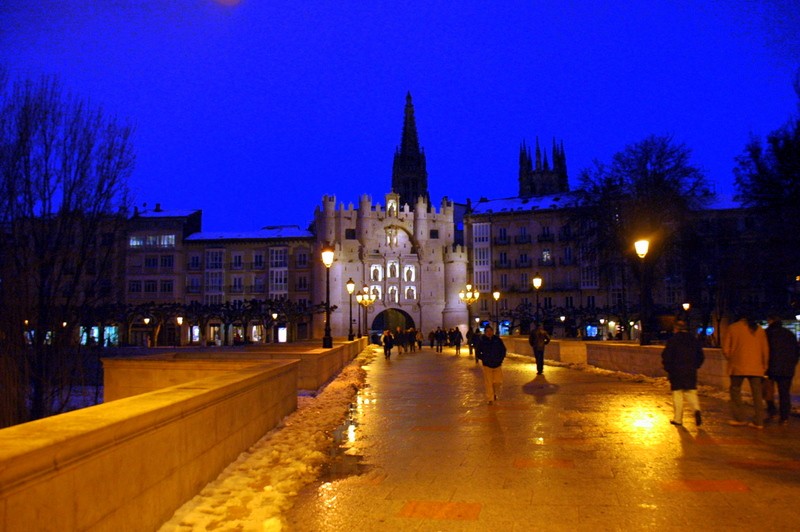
428 330 435 349
722 311 768 428
416 330 424 350
470 327 481 363
451 327 463 355
528 324 550 375
434 326 446 353
466 327 475 355
764 314 800 424
661 320 704 426
476 325 506 405
381 330 394 359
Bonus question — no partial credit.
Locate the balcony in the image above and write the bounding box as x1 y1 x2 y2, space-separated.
250 262 266 271
515 260 531 268
494 261 513 269
537 233 555 243
185 285 201 294
559 258 576 266
538 258 555 267
228 285 244 294
493 237 510 246
247 285 266 294
229 262 245 271
514 235 532 244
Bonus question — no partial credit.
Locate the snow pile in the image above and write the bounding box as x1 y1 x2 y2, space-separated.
159 346 378 532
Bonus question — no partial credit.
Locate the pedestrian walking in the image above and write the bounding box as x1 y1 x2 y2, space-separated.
470 327 481 363
528 324 550 375
466 327 475 356
764 314 800 424
476 325 506 405
381 329 394 359
722 311 769 428
434 326 446 353
416 330 424 351
452 327 463 355
428 330 435 349
661 320 704 426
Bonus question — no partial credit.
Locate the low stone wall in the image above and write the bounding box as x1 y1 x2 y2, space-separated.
504 336 588 364
184 337 367 391
0 360 298 532
103 356 269 401
507 336 798 394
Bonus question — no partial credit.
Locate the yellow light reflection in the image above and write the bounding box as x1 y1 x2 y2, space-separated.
318 482 338 509
533 437 545 445
347 423 357 443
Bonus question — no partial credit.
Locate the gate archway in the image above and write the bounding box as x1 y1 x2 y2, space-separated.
369 308 416 343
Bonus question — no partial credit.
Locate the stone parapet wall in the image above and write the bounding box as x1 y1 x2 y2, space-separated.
507 336 798 394
0 360 298 532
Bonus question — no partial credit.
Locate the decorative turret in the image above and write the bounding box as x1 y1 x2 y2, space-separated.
518 137 569 197
392 93 429 209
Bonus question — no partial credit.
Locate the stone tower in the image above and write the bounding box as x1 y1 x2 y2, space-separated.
518 137 569 197
391 92 429 209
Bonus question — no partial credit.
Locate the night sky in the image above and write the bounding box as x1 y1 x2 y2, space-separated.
2 1 798 231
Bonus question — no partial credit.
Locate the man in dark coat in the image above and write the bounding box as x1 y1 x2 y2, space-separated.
477 325 507 404
661 320 705 426
764 314 800 424
528 324 550 375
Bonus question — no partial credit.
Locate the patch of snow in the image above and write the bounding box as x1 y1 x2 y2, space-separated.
159 347 379 532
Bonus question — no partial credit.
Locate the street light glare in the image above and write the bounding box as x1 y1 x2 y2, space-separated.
634 239 649 258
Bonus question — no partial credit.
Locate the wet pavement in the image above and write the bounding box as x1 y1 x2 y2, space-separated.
285 345 800 531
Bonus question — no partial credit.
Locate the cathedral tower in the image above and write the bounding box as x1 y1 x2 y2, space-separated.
518 137 569 197
392 93 429 209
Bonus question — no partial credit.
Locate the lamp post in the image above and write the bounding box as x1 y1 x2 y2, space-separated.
634 239 650 345
271 311 278 343
356 293 363 338
492 288 501 333
459 283 480 331
321 245 335 348
143 317 151 347
346 278 355 341
532 272 542 325
176 316 183 347
357 285 376 338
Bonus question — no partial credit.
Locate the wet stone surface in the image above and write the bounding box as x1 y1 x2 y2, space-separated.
286 345 800 531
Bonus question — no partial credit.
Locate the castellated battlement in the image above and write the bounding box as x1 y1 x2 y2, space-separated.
444 244 467 262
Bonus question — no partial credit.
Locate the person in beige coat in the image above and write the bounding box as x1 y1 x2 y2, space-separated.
722 314 769 428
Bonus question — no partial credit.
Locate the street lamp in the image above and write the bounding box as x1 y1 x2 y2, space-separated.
459 283 480 334
532 272 542 324
357 285 376 338
346 277 355 341
458 283 480 305
321 244 335 348
176 316 183 347
634 239 650 345
492 288 501 333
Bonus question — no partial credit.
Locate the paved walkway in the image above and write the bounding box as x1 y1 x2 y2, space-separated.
286 345 800 531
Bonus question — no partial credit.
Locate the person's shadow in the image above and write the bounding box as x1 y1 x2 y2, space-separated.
522 373 559 404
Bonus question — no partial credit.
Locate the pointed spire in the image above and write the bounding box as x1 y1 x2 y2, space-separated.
392 92 428 208
534 137 542 171
400 92 421 156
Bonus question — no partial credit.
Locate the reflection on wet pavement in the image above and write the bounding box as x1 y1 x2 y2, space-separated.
287 345 800 530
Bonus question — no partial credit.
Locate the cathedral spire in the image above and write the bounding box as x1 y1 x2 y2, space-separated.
518 136 570 197
392 92 429 208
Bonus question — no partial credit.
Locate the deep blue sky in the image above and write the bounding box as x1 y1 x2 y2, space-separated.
2 1 798 231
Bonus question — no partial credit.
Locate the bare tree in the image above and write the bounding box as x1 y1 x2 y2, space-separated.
575 135 713 342
734 79 800 312
0 72 134 426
